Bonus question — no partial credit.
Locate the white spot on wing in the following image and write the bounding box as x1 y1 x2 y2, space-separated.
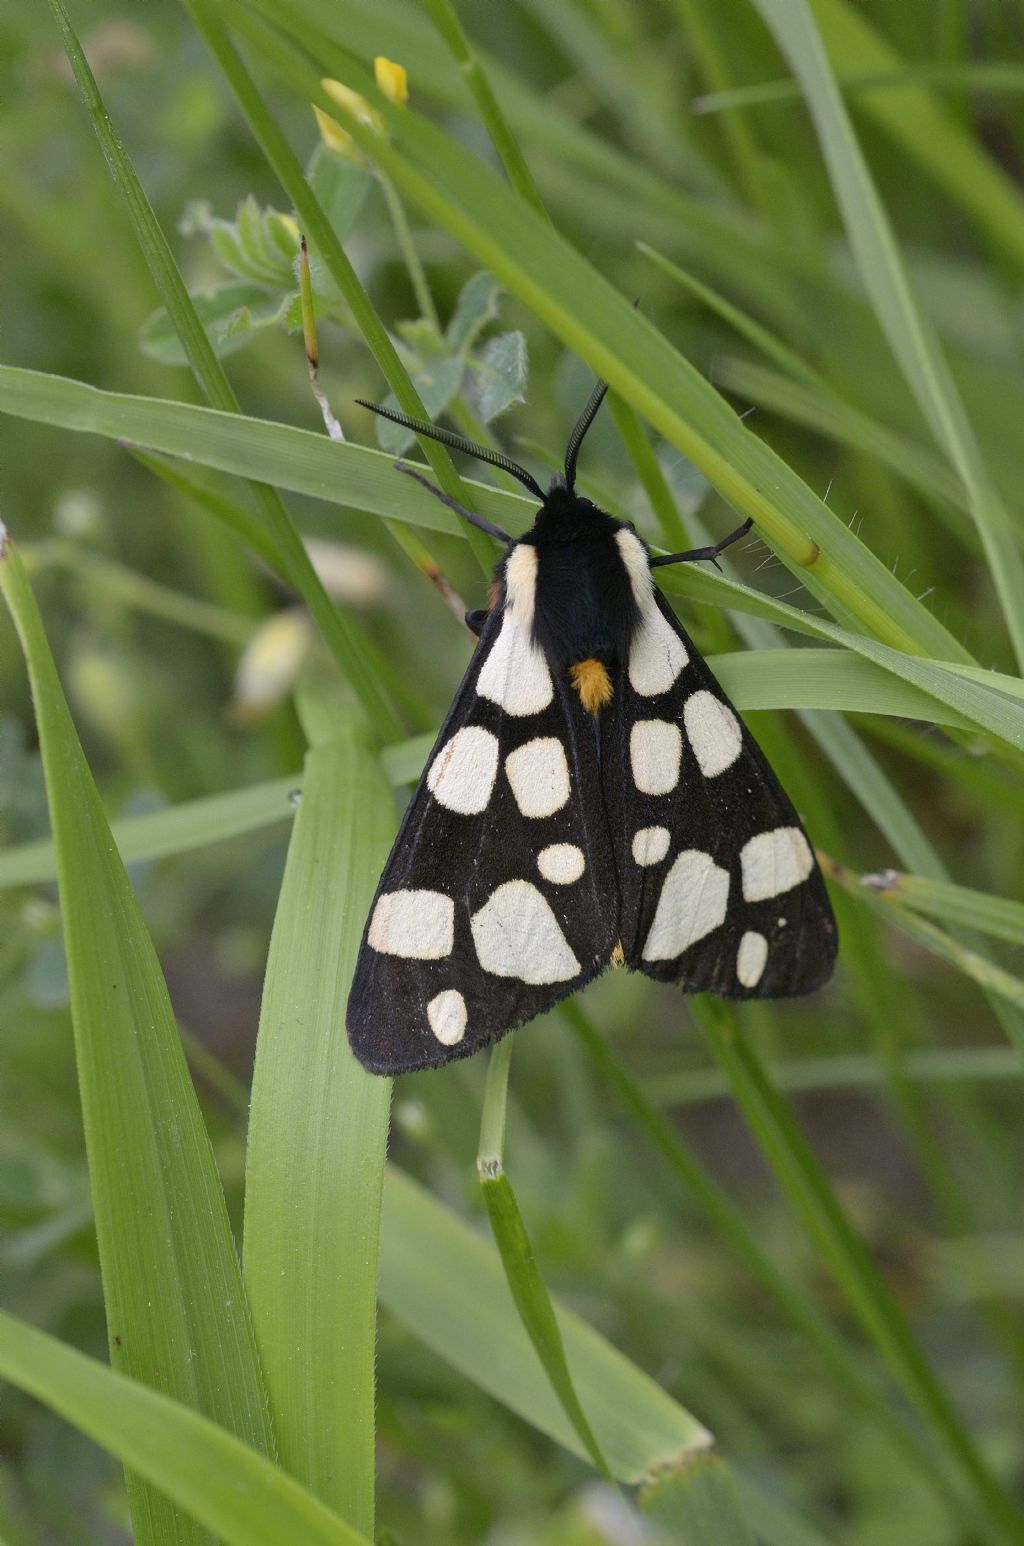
736 931 768 988
632 826 670 866
427 726 499 814
471 880 580 983
505 737 571 818
630 720 682 795
740 827 813 902
684 690 742 777
368 889 454 959
642 850 729 961
538 843 585 883
629 610 688 696
477 608 552 716
427 989 468 1045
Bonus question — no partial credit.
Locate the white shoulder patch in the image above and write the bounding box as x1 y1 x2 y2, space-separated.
477 608 553 716
616 529 688 696
471 880 580 984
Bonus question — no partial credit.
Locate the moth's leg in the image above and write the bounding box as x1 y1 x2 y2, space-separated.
395 462 513 545
465 608 489 638
649 518 754 572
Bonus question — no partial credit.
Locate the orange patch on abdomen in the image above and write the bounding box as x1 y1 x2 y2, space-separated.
570 657 614 714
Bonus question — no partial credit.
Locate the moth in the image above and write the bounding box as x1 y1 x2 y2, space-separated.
347 382 837 1075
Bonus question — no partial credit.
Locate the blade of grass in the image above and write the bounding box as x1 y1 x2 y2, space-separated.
4 364 1022 746
48 0 401 741
477 1039 613 1481
242 696 394 1530
807 0 1024 269
379 1166 711 1482
695 997 1024 1546
0 523 273 1542
415 0 547 216
860 869 1024 946
562 1001 964 1518
0 1311 369 1546
640 1452 755 1546
753 0 1024 671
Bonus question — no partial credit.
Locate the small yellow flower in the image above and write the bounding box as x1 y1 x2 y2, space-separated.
313 77 382 162
374 56 408 107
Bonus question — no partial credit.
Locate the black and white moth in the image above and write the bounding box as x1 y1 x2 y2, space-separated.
347 382 837 1075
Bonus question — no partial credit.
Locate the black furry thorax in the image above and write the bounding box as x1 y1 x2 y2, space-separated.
509 483 642 670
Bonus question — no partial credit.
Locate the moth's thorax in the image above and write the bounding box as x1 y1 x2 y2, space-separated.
502 487 648 670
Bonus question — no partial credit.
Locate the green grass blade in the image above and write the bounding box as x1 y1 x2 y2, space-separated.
478 1166 613 1480
3 365 1021 744
0 527 273 1542
808 0 1024 269
696 999 1024 1545
753 0 1024 671
380 1167 711 1483
48 0 401 740
0 365 527 540
859 871 1024 945
640 1452 755 1546
416 0 547 215
0 1311 369 1546
563 1002 960 1514
242 701 394 1530
0 736 425 892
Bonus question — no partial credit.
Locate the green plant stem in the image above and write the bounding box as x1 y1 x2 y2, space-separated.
376 170 439 331
415 0 548 217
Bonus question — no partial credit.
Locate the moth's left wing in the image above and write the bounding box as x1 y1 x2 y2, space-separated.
347 596 618 1074
602 580 837 998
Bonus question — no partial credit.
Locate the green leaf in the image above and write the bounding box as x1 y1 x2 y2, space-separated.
306 145 375 243
243 703 395 1531
379 1167 711 1484
469 330 528 422
479 1166 612 1479
445 270 505 354
0 1310 369 1546
139 282 292 364
0 528 273 1542
640 1453 756 1546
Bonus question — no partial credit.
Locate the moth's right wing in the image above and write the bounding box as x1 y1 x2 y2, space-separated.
347 598 618 1074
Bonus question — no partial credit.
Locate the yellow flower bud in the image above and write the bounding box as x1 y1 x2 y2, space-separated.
374 56 408 107
313 77 383 162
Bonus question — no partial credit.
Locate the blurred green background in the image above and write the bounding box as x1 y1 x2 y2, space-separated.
2 0 1024 1541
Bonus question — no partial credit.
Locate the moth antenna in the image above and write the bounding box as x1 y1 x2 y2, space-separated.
563 380 609 491
357 400 545 500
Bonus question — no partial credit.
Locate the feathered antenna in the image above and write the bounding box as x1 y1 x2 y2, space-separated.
563 380 609 491
356 401 545 500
